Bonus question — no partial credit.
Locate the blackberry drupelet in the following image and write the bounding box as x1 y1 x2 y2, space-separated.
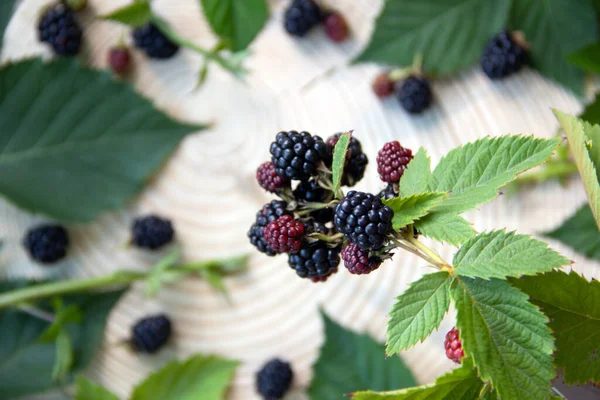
284 0 322 37
256 359 294 399
327 133 368 186
376 141 413 184
334 190 393 250
132 314 172 353
257 162 290 193
132 22 179 59
288 242 340 281
324 12 349 42
341 243 383 275
264 215 305 254
293 180 330 203
270 131 329 181
248 201 290 256
23 224 69 264
481 30 526 79
38 3 83 56
372 72 394 98
378 183 398 200
132 215 174 250
397 76 432 114
444 327 464 364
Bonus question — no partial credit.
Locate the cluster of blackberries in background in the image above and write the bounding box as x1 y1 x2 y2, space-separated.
372 30 528 114
248 129 414 282
284 0 349 43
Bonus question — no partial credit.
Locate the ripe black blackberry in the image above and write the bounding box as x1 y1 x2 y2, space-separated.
257 162 290 193
327 133 368 187
38 3 83 56
248 201 290 256
270 131 329 181
132 22 179 59
341 243 383 275
288 242 340 281
131 314 172 353
378 184 397 200
481 30 527 79
264 215 305 254
256 359 294 399
334 190 393 250
284 0 323 37
23 224 69 264
377 141 413 183
293 180 330 203
132 215 174 250
397 76 432 114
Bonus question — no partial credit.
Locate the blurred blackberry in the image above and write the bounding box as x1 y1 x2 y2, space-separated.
284 0 322 37
288 242 340 281
378 184 397 200
270 131 329 181
294 180 330 203
248 200 290 256
132 314 172 353
310 207 335 224
327 133 368 186
109 46 131 75
132 215 174 250
256 359 294 399
481 30 527 79
23 224 69 264
372 72 394 98
38 3 82 56
324 11 349 42
341 243 383 275
396 76 432 114
304 219 329 235
132 22 179 59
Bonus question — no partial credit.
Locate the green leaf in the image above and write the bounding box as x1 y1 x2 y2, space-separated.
52 329 73 383
453 230 570 280
384 192 447 231
414 212 476 246
308 313 417 399
512 270 600 385
554 111 600 229
144 249 181 297
356 0 511 75
75 376 119 400
131 354 238 400
580 94 600 125
451 277 554 400
100 0 152 27
399 148 432 197
567 42 600 75
545 204 600 261
0 283 125 397
200 0 268 51
386 272 452 355
509 0 598 95
0 58 204 222
428 136 560 214
351 360 484 400
0 0 17 49
331 132 352 197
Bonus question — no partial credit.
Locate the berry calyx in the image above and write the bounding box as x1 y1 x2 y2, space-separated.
444 327 464 364
65 0 87 12
284 0 323 37
23 224 69 264
38 3 83 56
288 242 341 281
132 215 175 250
257 162 290 193
376 141 413 184
131 314 172 353
256 359 294 400
481 30 527 80
264 215 305 254
324 12 349 43
132 22 179 59
108 47 131 75
372 72 395 98
341 243 383 275
327 133 368 187
248 201 291 256
397 76 432 114
270 130 329 181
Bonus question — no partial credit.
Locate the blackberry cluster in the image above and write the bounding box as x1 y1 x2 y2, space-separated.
38 3 83 56
23 224 70 264
270 131 329 181
131 215 175 250
481 30 527 79
327 133 368 187
284 0 323 37
444 327 464 364
256 359 294 399
132 22 179 59
131 314 172 353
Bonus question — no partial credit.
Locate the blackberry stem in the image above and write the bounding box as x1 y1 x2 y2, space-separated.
403 232 451 270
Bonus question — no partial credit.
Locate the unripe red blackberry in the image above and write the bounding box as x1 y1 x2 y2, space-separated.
109 47 131 75
248 201 291 256
341 243 383 275
256 162 290 193
376 141 413 183
324 12 349 42
444 327 464 364
264 215 305 254
372 73 394 98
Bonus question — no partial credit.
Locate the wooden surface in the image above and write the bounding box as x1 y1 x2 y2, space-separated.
2 1 598 399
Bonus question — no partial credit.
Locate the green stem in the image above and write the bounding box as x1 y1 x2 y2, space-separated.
391 237 440 267
404 233 450 268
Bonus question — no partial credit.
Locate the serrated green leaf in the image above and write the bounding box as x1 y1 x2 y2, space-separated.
0 58 204 222
428 136 560 214
512 270 600 385
567 42 600 75
356 0 511 75
0 0 17 49
545 204 600 261
332 132 352 197
131 354 238 400
554 111 600 229
200 0 268 51
309 313 417 399
100 0 152 27
75 376 119 400
351 360 484 400
384 192 447 231
386 272 451 355
581 95 600 125
509 0 598 95
399 148 432 197
451 277 554 400
453 230 570 280
414 212 476 246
